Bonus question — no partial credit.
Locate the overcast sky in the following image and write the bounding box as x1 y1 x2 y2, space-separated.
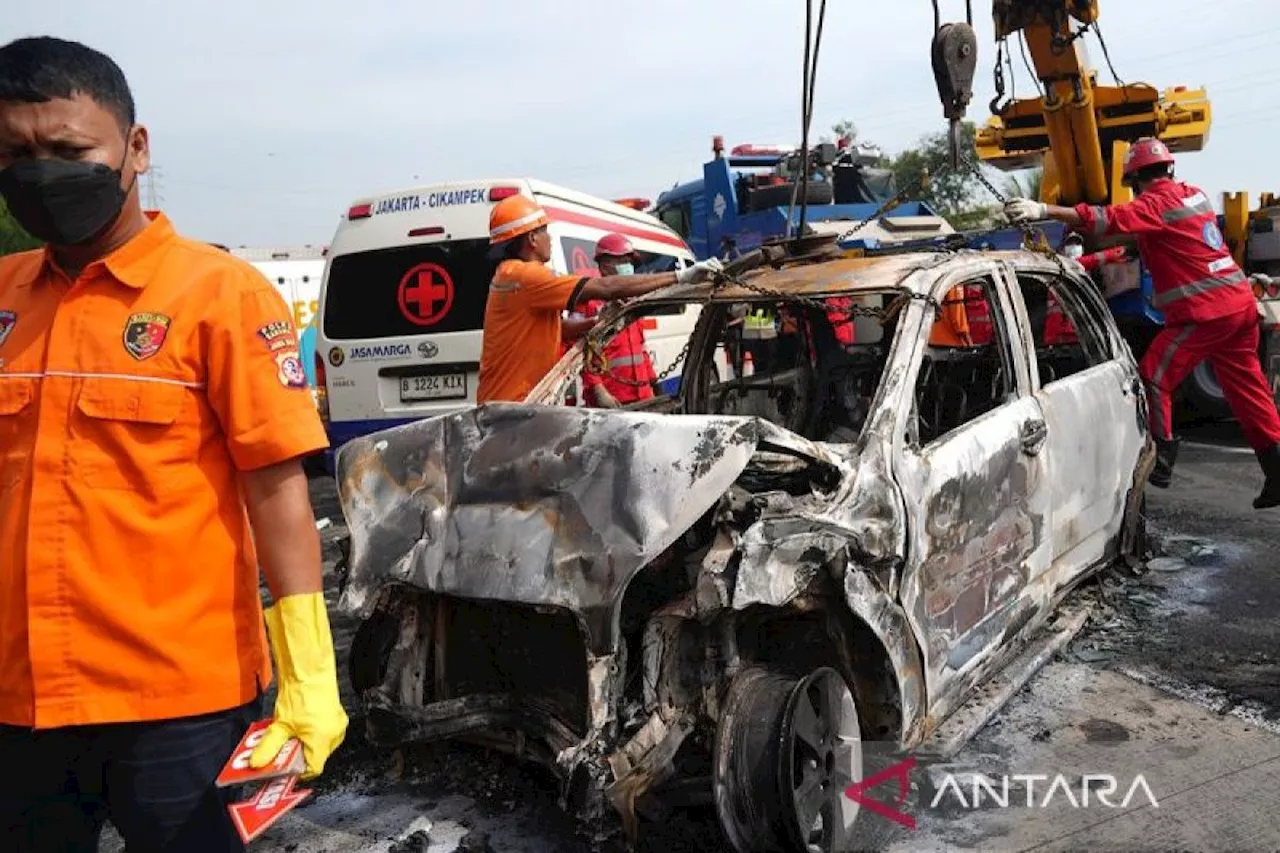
6 0 1275 247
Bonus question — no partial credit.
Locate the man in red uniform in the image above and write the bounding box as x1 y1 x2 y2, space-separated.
1007 138 1280 509
573 233 658 408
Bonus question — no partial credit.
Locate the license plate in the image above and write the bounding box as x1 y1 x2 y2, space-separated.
399 373 467 402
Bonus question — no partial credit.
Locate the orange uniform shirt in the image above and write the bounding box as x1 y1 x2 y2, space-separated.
0 212 328 728
928 285 973 347
476 259 586 404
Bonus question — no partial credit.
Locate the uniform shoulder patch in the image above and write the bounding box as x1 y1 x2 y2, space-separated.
0 310 16 349
274 349 308 389
123 313 172 361
256 320 297 352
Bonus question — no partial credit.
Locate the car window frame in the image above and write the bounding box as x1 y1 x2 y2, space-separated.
895 262 1028 452
1003 262 1118 389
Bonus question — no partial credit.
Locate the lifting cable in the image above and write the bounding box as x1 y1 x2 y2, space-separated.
789 0 828 243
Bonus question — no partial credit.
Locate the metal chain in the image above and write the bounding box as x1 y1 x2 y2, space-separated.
956 154 1069 277
579 154 1069 393
583 323 694 388
834 170 932 245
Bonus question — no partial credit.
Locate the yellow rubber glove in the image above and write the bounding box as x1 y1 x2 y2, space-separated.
249 592 349 780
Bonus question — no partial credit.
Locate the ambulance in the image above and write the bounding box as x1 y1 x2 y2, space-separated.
231 245 327 333
315 178 705 462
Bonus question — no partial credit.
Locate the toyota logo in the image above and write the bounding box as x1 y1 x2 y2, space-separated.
418 341 439 359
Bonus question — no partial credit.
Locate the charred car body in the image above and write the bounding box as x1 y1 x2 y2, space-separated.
334 247 1153 851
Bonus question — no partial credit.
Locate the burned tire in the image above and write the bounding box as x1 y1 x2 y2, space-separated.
748 181 834 212
348 596 403 698
714 666 876 852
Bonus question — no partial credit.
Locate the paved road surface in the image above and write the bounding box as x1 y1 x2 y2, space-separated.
100 422 1280 852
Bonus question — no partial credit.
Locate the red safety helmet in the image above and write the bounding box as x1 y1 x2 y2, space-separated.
1122 138 1175 182
594 232 636 261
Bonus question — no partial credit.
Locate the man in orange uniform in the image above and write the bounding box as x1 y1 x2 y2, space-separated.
573 233 658 408
476 195 722 403
929 286 974 347
0 37 347 852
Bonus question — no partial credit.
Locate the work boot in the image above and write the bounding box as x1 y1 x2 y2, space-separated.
1255 444 1280 510
1149 436 1180 489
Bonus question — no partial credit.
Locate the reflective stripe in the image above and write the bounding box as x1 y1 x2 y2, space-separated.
607 353 648 368
0 370 203 389
1151 325 1197 386
1143 382 1172 440
1151 269 1248 308
1161 195 1215 224
1092 206 1108 236
489 208 547 240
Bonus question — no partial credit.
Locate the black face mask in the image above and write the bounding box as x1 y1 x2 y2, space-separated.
0 154 131 246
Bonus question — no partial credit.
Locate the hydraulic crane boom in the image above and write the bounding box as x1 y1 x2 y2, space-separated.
970 0 1211 208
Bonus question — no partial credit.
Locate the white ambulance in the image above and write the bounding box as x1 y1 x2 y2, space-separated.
315 179 703 458
231 245 327 332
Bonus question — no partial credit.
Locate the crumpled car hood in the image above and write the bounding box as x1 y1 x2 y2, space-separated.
334 403 839 647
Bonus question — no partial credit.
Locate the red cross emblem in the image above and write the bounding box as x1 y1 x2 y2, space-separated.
397 262 454 327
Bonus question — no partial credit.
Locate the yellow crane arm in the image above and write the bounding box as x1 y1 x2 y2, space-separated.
973 0 1211 207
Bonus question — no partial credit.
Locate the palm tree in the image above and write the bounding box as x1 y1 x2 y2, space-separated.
1004 167 1044 201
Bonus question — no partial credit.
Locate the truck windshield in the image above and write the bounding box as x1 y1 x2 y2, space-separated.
322 239 497 340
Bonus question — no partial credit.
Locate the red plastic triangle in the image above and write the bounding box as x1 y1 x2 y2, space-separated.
227 774 312 843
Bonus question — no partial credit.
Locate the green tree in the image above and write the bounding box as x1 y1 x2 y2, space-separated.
884 122 982 215
0 197 41 256
831 119 857 142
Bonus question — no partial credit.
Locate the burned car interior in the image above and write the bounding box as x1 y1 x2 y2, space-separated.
334 249 1154 853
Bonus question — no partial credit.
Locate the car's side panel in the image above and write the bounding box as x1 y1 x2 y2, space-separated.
893 263 1055 716
1003 264 1148 586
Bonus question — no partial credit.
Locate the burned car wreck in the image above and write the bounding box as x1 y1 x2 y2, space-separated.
334 247 1154 851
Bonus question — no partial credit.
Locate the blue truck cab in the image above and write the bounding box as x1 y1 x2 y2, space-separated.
651 137 956 260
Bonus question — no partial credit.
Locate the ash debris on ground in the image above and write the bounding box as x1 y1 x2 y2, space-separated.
1060 520 1279 722
1062 525 1215 666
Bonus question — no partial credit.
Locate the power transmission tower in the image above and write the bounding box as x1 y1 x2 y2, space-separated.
144 165 165 209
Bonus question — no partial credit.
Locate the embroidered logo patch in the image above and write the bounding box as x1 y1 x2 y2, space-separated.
1202 220 1225 251
256 320 297 352
0 310 16 349
123 313 172 360
275 349 308 389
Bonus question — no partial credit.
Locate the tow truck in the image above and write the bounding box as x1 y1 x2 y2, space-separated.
652 135 958 260
959 0 1280 416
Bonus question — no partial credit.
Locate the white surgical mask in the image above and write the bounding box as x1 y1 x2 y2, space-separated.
611 262 635 276
1064 244 1084 259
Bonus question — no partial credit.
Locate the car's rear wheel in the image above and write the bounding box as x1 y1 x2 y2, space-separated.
714 666 865 852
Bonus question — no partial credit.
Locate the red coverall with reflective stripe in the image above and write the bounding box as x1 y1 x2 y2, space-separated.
1043 294 1078 345
1076 180 1280 449
575 298 656 404
825 297 856 346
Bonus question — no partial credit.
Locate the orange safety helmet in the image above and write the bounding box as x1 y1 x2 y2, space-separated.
1122 138 1175 182
489 194 549 245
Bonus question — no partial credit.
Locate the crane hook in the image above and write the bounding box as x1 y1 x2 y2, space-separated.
930 1 979 167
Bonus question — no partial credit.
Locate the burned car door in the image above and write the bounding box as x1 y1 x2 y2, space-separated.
892 267 1054 715
1002 262 1147 588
